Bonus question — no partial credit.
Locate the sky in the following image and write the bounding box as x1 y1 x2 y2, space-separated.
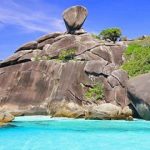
0 0 150 60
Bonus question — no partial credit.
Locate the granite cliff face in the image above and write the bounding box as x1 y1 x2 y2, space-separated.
127 73 150 120
0 6 132 119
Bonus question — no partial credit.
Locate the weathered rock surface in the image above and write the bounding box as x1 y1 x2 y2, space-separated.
63 6 88 33
0 111 14 123
0 61 89 115
0 50 34 68
48 100 86 118
0 6 130 119
0 38 127 117
84 60 108 76
127 73 150 120
85 103 132 120
16 41 38 52
49 101 132 120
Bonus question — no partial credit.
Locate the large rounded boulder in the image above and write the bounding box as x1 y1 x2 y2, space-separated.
127 73 150 120
63 6 88 33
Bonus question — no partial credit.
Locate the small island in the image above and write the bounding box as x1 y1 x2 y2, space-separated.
0 4 150 150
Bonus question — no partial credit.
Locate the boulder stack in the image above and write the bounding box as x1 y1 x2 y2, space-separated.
0 6 132 119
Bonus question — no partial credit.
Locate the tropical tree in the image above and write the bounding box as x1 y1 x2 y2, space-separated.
99 28 122 43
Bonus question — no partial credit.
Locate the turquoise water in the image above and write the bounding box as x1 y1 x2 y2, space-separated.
0 116 150 150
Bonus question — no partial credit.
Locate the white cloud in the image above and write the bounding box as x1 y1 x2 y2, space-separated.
0 0 65 33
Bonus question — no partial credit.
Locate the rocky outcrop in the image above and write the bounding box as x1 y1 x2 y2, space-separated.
0 58 129 116
63 6 88 33
127 73 150 120
16 41 38 52
0 6 130 119
85 104 132 120
0 111 14 123
49 101 132 120
48 100 86 118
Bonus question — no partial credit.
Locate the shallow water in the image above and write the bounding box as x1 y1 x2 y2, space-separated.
0 116 150 150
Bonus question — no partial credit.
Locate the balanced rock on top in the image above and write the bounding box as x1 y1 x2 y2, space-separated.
63 5 88 33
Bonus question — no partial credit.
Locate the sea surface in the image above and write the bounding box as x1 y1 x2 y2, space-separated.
0 116 150 150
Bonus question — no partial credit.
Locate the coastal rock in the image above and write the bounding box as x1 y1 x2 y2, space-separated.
85 103 132 120
63 6 88 33
127 73 150 120
0 6 129 119
48 100 86 118
0 111 14 123
122 106 133 117
0 59 127 116
0 61 88 115
48 100 133 120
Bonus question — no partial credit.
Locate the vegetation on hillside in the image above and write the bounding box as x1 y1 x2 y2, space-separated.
58 49 76 62
122 37 150 77
99 28 122 43
85 83 104 101
34 49 76 62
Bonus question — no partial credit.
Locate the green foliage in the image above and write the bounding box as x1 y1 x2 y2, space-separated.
85 84 104 101
99 28 122 43
122 39 150 77
34 55 51 61
34 49 76 62
58 49 76 62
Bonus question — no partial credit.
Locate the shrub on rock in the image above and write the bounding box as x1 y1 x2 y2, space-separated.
99 28 122 43
85 83 104 101
58 49 76 62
